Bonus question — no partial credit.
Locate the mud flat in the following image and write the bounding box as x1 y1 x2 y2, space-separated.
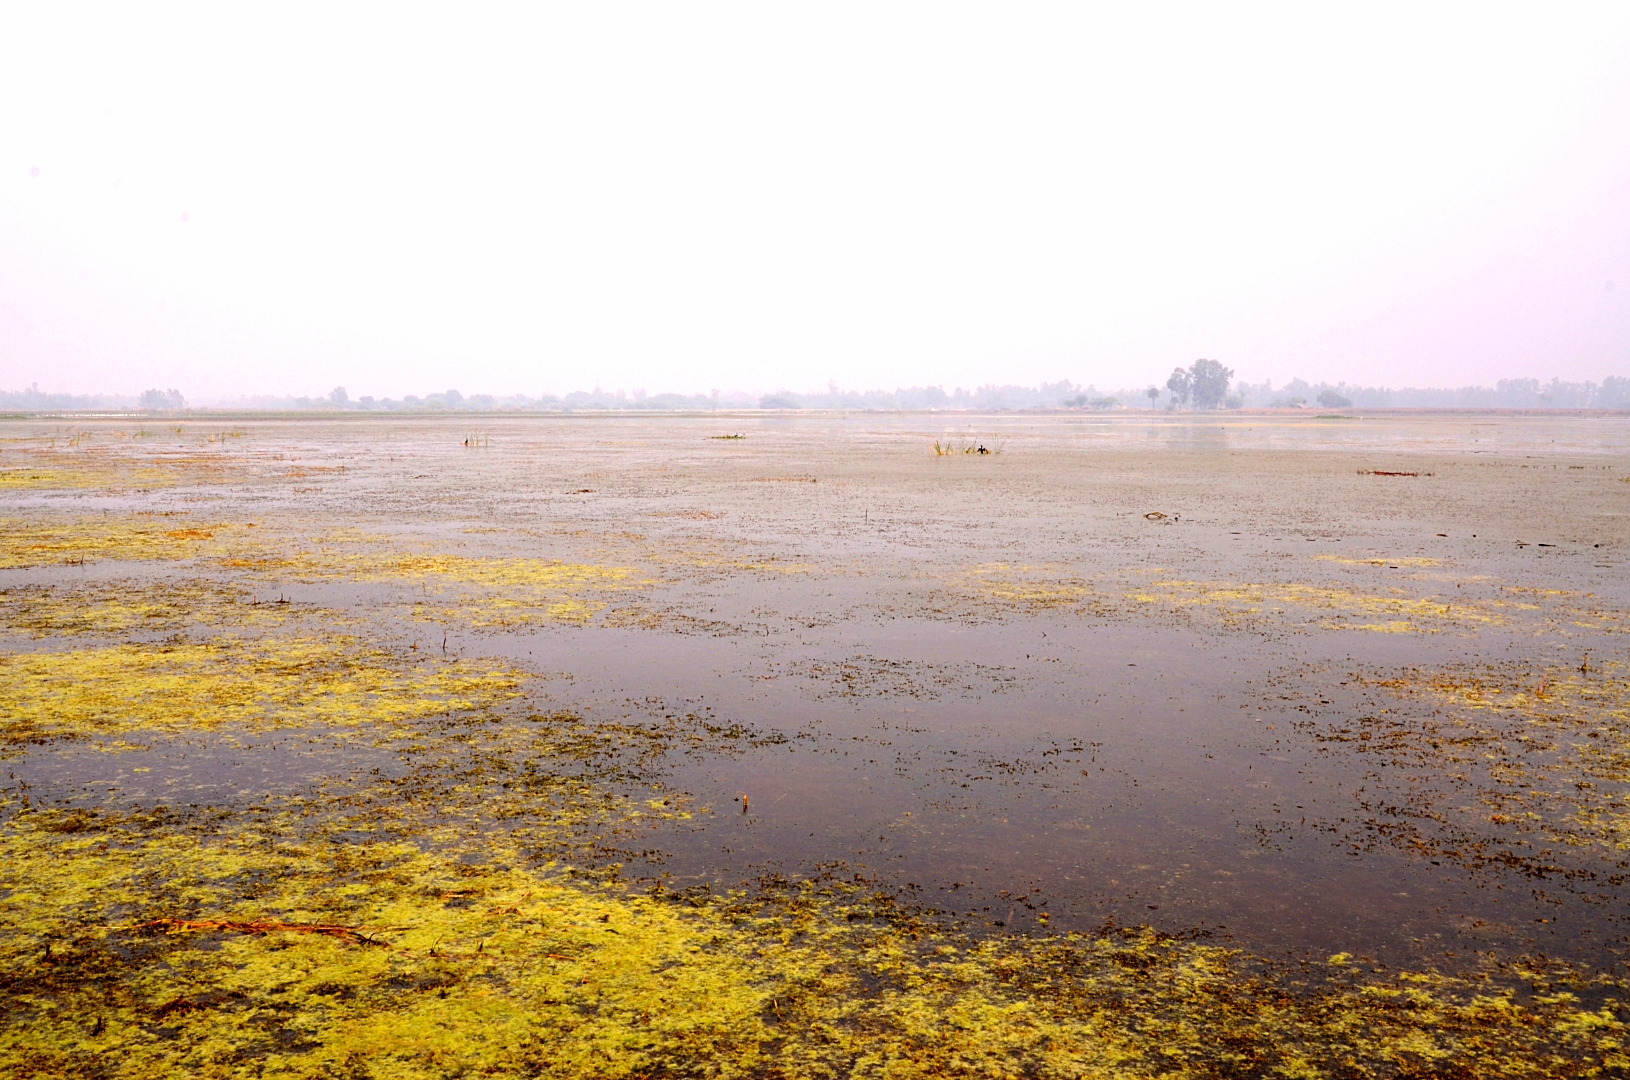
3 411 1629 1076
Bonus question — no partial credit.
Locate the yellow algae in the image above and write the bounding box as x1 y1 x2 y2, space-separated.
1315 555 1442 567
956 563 1094 610
1343 620 1417 633
0 637 523 745
0 517 250 570
418 594 610 628
0 451 236 491
1331 661 1630 859
0 463 185 490
676 554 814 575
222 549 636 594
314 552 640 626
0 603 1624 1075
0 467 118 490
354 553 637 591
0 582 297 638
1 805 1624 1079
1128 579 1498 633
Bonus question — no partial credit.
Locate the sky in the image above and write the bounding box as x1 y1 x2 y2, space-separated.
3 3 1629 400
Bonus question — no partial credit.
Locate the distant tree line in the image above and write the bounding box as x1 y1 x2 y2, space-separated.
5 374 1630 413
1225 376 1630 410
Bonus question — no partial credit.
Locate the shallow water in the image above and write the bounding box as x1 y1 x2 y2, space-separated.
5 410 1629 975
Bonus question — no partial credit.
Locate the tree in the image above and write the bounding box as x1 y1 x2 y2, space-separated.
138 388 185 410
1316 389 1352 408
1188 359 1233 409
1165 368 1192 406
1145 386 1160 409
330 386 349 406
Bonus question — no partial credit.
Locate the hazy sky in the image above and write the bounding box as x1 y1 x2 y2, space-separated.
4 4 1629 399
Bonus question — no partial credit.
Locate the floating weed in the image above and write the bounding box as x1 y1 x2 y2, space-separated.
0 582 297 638
0 517 253 570
1314 555 1442 568
1127 579 1499 633
0 467 132 490
348 554 638 592
0 636 523 746
2 801 1625 1078
663 553 814 577
0 447 245 491
1295 660 1630 880
216 551 643 625
954 563 1095 611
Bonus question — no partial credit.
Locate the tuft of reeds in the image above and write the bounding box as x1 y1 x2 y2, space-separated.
933 439 999 456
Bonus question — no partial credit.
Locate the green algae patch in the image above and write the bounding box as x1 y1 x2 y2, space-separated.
0 637 523 746
3 804 1626 1079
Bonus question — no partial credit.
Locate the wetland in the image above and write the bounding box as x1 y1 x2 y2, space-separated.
3 411 1630 1077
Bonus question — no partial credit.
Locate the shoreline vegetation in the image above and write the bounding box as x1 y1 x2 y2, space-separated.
5 375 1630 415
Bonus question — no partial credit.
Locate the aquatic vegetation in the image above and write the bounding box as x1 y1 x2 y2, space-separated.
1314 555 1442 568
3 797 1625 1078
343 554 636 592
790 655 1021 700
953 564 1096 611
219 551 643 626
0 445 247 490
672 553 815 576
5 414 1630 1073
599 603 736 636
3 518 637 629
0 582 296 638
0 636 523 747
0 455 188 490
0 467 128 490
1127 578 1498 633
1282 660 1630 898
0 518 248 570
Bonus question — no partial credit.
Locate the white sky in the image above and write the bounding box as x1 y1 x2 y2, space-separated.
3 3 1629 399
